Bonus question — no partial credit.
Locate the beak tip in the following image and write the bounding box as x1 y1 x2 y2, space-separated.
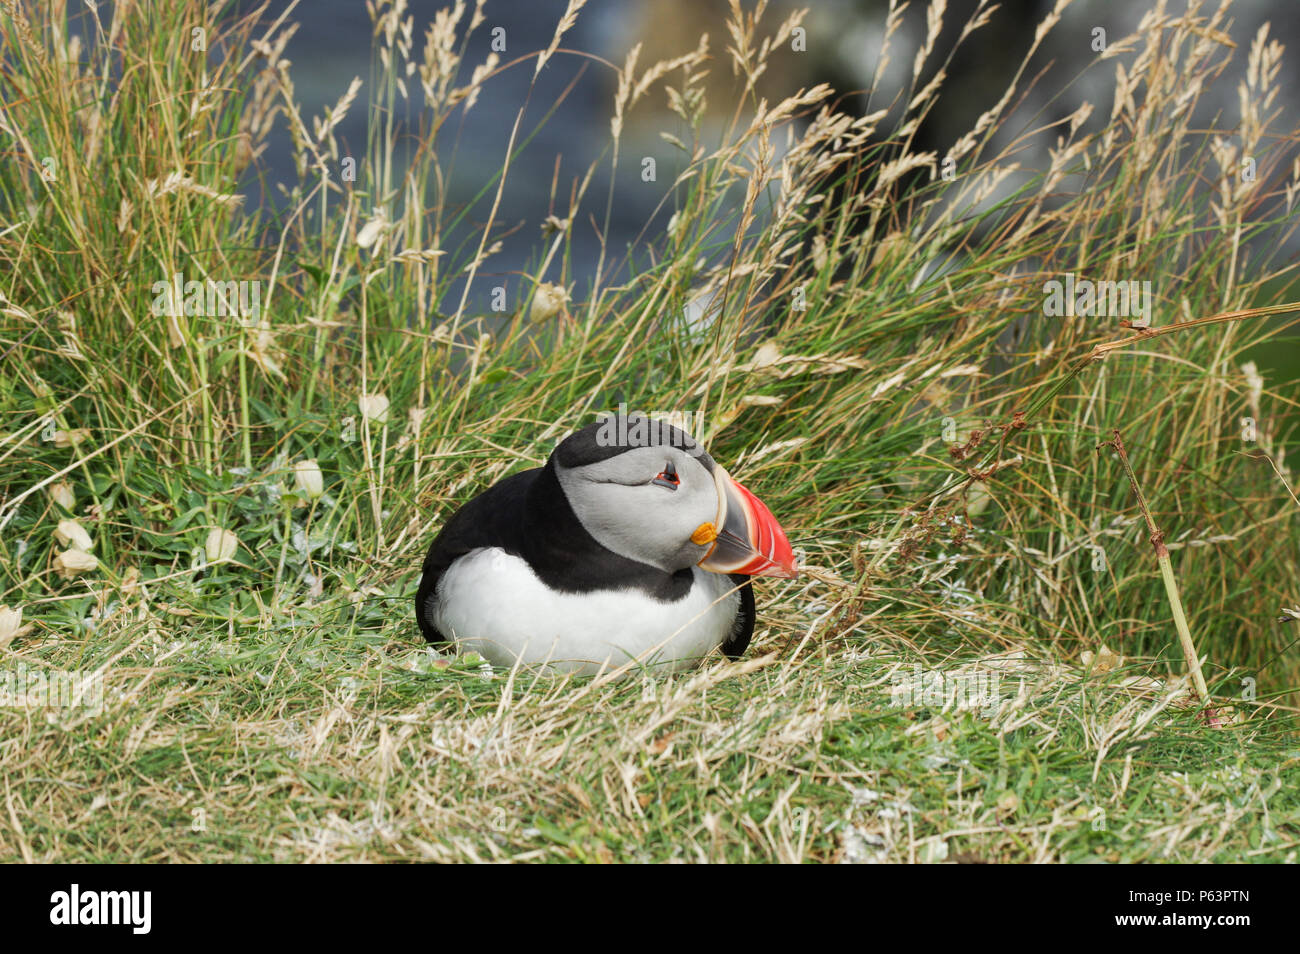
697 467 798 580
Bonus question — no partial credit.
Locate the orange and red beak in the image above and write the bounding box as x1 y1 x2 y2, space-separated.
696 466 798 579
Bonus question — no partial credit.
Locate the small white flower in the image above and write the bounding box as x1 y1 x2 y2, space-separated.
53 548 98 579
529 283 568 323
205 528 239 564
48 481 75 510
358 393 390 424
293 459 325 500
0 605 23 647
53 428 91 448
54 518 94 552
356 210 389 249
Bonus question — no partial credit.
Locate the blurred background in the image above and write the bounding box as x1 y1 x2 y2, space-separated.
230 0 1300 315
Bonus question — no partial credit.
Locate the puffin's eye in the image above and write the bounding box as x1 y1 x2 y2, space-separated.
651 461 679 490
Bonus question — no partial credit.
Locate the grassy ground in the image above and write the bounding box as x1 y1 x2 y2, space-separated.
6 627 1299 863
2 0 1299 862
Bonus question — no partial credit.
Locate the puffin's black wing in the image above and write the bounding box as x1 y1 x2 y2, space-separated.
415 468 540 645
721 574 755 659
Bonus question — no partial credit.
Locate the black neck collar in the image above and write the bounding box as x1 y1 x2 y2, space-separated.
521 460 693 601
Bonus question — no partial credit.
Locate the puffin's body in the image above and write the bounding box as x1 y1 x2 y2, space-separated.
415 416 797 675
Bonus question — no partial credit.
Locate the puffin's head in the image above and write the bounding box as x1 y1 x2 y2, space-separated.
552 414 797 578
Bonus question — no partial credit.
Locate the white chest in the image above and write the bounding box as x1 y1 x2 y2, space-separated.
432 548 741 674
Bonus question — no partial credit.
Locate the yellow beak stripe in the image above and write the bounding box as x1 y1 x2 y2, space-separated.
690 522 717 545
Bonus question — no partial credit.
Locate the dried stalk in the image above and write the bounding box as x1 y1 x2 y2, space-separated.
1098 429 1211 704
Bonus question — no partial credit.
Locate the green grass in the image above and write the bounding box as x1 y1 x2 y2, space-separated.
5 621 1297 862
1 0 1299 862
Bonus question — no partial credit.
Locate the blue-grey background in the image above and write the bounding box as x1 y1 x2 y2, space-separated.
171 2 1300 322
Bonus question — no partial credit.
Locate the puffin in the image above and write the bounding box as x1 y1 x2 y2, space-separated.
415 415 797 674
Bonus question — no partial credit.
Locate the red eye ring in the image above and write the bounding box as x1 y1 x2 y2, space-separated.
652 462 680 490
